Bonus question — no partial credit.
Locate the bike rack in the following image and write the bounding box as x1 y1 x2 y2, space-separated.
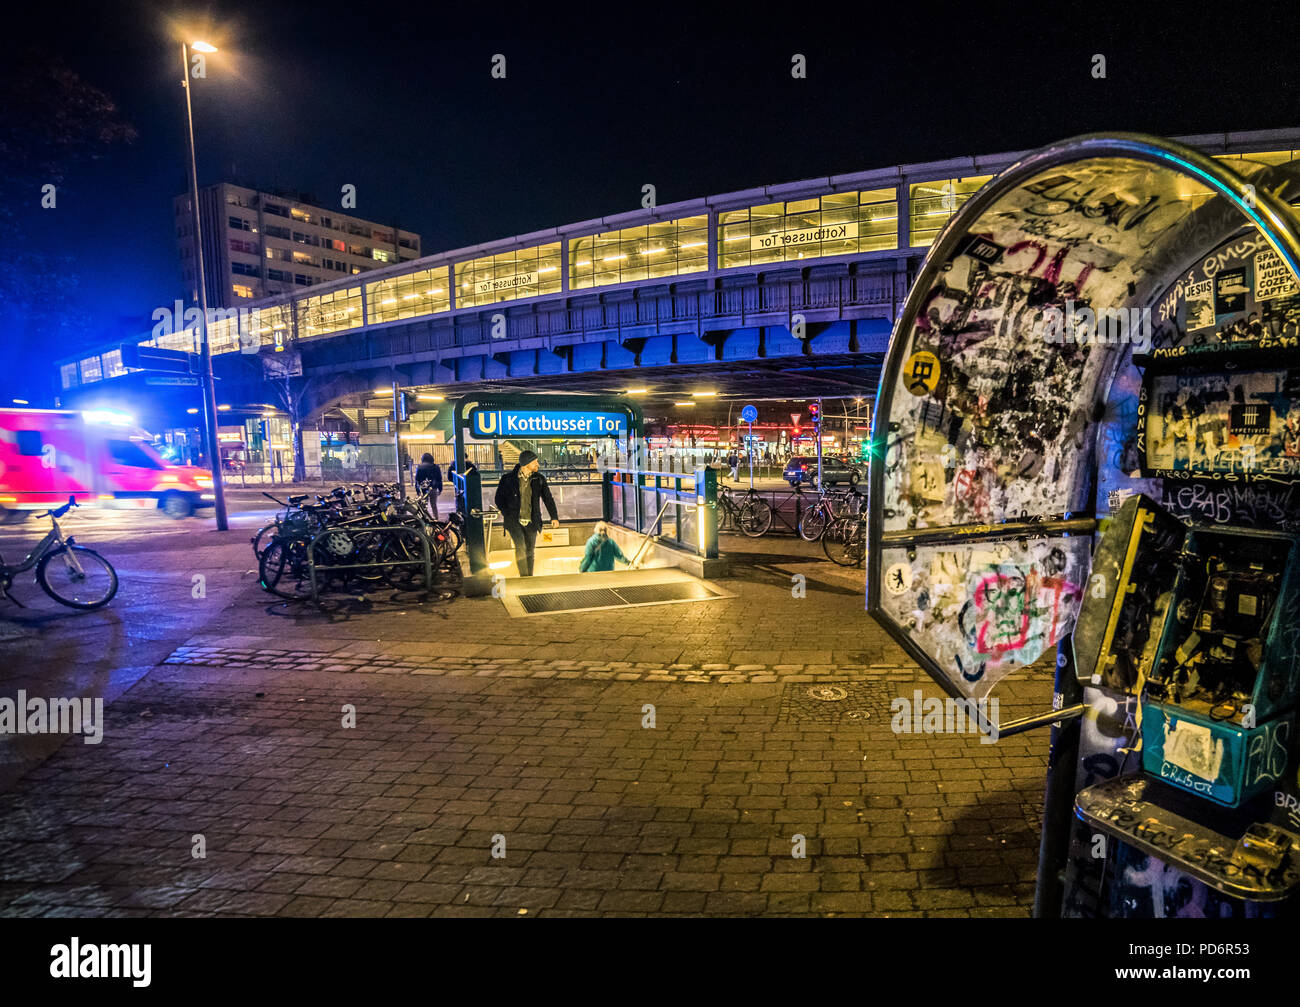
304 523 437 603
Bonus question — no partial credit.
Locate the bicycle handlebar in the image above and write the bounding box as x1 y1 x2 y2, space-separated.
46 495 78 519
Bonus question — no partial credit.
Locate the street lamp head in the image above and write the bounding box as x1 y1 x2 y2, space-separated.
191 41 217 53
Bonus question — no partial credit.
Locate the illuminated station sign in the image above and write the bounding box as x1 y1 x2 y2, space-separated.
467 407 628 439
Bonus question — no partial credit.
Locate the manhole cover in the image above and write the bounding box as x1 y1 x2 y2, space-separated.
779 682 894 728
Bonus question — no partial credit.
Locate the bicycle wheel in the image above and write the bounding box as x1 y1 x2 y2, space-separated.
259 537 313 599
738 496 773 537
798 503 829 542
251 521 279 559
823 519 865 566
36 545 118 609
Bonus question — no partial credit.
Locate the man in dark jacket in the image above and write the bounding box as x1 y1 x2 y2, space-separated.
414 453 443 517
494 450 559 577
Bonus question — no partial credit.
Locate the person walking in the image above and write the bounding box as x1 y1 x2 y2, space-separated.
414 452 443 518
579 521 631 572
727 451 739 481
494 450 559 577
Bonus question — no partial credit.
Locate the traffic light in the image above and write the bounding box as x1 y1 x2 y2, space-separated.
809 401 821 426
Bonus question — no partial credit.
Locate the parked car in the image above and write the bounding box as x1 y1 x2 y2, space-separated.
783 455 863 489
0 408 215 521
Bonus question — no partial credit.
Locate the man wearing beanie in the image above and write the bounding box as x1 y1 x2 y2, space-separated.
494 449 559 577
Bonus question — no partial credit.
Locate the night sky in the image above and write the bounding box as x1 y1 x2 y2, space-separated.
4 0 1299 391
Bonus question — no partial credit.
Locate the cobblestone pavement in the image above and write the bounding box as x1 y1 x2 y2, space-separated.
0 665 1048 917
0 520 1056 917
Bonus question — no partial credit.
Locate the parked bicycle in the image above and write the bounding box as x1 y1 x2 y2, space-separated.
256 483 459 599
822 512 868 567
717 485 773 537
0 496 118 609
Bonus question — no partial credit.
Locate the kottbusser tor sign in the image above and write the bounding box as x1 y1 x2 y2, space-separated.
467 407 628 438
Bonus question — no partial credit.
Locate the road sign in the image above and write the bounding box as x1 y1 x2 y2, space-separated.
740 404 758 424
121 342 198 374
145 375 199 386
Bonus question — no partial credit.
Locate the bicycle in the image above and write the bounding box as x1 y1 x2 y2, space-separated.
798 490 837 542
257 484 456 599
717 485 773 537
0 496 118 609
822 512 867 567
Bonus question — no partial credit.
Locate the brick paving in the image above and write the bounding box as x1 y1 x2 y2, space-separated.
0 521 1055 917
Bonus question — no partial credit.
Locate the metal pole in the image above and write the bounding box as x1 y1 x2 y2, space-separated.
815 397 824 488
181 42 228 530
747 420 754 490
392 379 405 498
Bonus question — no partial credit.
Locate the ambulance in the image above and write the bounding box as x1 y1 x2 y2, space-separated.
0 408 215 522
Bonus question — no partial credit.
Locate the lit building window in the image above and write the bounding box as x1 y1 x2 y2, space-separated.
366 266 451 324
207 306 285 354
297 285 364 338
150 327 198 352
372 248 392 262
290 207 312 223
718 190 897 269
455 243 562 308
60 362 79 389
570 216 708 290
908 176 992 247
79 355 103 383
101 348 127 379
233 284 254 299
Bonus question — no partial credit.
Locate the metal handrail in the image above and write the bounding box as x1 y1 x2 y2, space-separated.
628 497 697 568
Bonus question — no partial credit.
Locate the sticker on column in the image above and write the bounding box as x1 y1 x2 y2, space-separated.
884 562 912 595
903 350 941 396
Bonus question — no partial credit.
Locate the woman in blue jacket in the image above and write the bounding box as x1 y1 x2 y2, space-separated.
580 521 631 572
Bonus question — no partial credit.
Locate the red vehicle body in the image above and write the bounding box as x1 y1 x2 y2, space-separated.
0 409 215 521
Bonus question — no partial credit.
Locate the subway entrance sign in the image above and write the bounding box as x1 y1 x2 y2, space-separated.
467 407 627 438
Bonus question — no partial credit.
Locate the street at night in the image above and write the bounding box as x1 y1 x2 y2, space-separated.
4 0 1300 986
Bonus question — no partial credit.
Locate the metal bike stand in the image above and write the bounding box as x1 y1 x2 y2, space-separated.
305 524 435 603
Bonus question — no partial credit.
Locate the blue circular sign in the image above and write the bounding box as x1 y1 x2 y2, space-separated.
740 404 758 424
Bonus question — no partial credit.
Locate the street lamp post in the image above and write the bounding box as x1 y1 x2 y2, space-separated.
180 39 229 530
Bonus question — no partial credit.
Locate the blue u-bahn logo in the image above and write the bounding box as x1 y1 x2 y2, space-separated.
468 408 627 439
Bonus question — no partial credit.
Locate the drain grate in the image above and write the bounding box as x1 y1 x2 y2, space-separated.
516 580 722 615
777 681 895 728
611 581 719 605
519 587 624 614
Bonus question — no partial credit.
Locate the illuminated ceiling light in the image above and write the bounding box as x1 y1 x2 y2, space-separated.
381 298 397 305
402 294 418 300
191 40 218 53
575 260 591 267
374 387 396 395
488 560 512 569
538 266 558 274
626 388 648 394
673 401 696 407
187 408 199 414
11 398 28 405
691 391 717 398
217 404 232 411
417 394 444 401
680 241 706 248
602 254 627 262
641 247 666 256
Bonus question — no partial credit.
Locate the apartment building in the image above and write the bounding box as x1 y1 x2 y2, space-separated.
174 182 422 309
